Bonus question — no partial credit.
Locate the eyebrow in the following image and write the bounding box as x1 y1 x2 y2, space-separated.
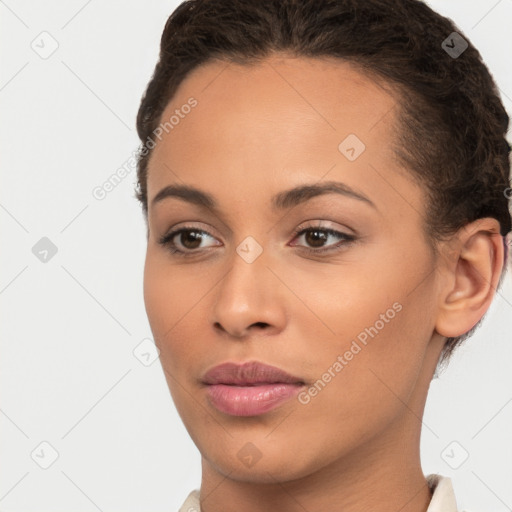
151 180 377 212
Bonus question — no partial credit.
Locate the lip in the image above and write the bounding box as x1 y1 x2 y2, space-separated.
202 361 305 416
202 360 304 386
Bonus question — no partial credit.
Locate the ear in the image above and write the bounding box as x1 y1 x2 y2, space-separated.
435 218 505 338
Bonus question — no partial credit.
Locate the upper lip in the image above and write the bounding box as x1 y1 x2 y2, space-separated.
202 361 305 386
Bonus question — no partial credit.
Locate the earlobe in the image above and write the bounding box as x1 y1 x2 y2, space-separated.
435 218 504 338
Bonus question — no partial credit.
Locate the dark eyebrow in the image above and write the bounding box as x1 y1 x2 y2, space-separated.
151 180 377 212
271 181 376 210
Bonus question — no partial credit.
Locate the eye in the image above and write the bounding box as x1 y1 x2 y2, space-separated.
158 225 221 256
158 223 356 257
289 224 356 254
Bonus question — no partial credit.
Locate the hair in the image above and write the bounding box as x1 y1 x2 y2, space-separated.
135 0 511 368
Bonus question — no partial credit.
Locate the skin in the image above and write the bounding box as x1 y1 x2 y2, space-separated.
142 55 504 512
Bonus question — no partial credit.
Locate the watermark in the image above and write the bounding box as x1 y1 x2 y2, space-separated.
237 441 263 468
92 152 138 201
338 133 366 161
31 31 59 60
236 236 263 263
92 97 198 201
298 301 403 405
133 338 160 367
441 32 468 59
145 97 198 144
31 441 59 469
32 237 58 263
440 440 469 469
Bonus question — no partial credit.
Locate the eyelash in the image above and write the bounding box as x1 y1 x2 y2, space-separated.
158 223 356 258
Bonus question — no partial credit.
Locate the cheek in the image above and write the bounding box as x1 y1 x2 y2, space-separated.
143 252 170 338
291 261 435 414
142 250 214 370
283 306 430 471
285 257 404 351
143 251 185 361
143 249 198 332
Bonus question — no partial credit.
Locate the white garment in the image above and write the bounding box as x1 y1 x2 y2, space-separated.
178 473 467 512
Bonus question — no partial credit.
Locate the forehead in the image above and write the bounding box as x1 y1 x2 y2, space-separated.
154 54 398 147
146 55 419 219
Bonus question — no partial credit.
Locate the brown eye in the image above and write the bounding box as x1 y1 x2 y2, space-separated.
158 226 221 256
291 226 356 254
178 230 204 250
304 229 329 248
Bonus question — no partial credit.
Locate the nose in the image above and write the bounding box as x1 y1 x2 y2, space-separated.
210 248 287 339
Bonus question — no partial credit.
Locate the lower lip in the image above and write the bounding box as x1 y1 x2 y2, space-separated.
205 383 303 416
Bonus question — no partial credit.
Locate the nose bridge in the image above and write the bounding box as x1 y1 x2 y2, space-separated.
216 240 271 313
211 239 286 336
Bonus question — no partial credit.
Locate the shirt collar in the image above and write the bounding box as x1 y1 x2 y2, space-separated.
426 473 459 512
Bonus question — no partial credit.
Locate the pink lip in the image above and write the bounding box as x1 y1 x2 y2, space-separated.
202 361 305 416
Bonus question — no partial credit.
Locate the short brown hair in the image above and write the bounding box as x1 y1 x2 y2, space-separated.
135 0 511 367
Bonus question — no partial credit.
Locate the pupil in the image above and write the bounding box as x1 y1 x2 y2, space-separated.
182 231 202 249
306 229 326 248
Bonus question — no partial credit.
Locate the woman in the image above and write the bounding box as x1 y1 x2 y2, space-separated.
134 0 511 510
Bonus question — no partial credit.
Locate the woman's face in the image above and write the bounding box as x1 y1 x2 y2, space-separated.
143 56 446 482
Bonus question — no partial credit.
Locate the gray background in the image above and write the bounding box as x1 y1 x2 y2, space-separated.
1 0 511 510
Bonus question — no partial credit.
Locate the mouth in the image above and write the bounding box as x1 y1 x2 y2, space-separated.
201 360 305 416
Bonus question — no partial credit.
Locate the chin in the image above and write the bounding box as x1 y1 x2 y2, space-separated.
195 431 337 485
202 450 317 484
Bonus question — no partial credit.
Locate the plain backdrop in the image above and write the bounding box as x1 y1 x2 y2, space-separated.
1 1 511 511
